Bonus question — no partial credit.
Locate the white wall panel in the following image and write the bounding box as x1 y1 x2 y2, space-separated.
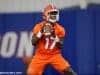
0 0 99 13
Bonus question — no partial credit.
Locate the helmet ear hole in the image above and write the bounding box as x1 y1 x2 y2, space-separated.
42 14 47 20
43 15 46 20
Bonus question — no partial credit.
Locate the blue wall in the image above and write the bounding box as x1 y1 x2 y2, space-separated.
0 4 100 75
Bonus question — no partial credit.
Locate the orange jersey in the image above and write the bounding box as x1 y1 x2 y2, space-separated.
32 21 65 55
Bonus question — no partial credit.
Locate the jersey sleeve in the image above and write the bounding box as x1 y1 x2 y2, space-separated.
56 25 65 38
32 24 41 35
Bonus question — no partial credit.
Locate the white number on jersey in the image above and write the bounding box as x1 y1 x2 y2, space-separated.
45 37 56 49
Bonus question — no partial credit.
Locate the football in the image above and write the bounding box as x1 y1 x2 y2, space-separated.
42 23 54 36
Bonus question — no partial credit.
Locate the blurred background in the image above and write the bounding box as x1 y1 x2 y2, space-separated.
0 0 100 75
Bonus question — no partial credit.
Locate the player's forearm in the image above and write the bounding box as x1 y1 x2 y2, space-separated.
54 36 64 49
31 36 39 46
31 31 42 46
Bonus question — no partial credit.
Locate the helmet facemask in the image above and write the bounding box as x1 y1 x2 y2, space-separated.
47 10 59 23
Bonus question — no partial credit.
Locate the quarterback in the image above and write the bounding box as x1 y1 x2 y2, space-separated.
27 4 76 75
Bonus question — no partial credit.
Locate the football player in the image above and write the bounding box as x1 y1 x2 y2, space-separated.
27 4 76 75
